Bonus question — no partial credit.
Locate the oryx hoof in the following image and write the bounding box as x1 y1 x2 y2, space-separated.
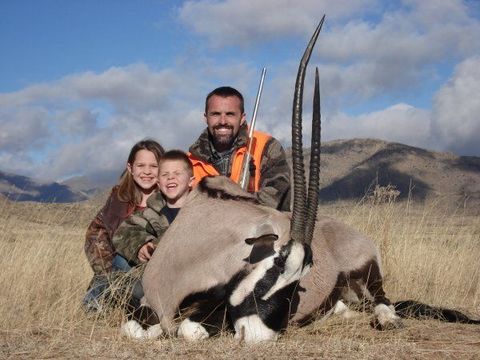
371 304 404 330
177 318 209 341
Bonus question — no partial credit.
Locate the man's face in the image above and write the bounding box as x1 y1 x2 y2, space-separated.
205 95 246 152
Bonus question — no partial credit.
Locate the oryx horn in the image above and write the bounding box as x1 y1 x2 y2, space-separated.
290 15 325 244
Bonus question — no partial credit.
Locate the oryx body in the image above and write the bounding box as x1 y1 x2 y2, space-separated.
141 178 299 338
127 175 399 342
290 214 392 327
122 17 400 342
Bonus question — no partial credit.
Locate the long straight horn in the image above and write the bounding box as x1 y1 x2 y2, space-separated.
290 16 325 243
304 67 321 245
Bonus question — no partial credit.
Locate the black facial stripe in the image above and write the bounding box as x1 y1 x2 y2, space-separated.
228 259 295 332
302 243 313 269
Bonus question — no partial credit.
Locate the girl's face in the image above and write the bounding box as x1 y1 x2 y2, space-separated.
127 149 159 191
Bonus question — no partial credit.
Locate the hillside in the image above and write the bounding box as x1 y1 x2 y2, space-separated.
287 138 480 203
0 170 88 203
2 138 479 204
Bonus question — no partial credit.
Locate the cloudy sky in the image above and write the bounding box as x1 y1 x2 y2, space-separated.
1 0 479 187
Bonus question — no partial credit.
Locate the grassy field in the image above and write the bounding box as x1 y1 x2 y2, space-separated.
0 195 479 359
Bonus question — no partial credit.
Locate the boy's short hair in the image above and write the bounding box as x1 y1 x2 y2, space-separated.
159 150 193 176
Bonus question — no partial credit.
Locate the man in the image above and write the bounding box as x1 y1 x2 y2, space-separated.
189 86 291 211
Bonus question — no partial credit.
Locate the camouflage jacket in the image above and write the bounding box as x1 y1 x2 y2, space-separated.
189 123 291 211
84 186 132 275
112 192 169 265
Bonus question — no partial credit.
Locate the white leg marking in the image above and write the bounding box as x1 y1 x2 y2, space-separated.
121 320 163 339
121 320 146 339
145 324 163 339
333 300 359 320
234 315 278 343
177 318 209 341
374 303 402 329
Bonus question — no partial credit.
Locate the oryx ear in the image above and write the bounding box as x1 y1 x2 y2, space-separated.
243 234 278 264
245 233 278 245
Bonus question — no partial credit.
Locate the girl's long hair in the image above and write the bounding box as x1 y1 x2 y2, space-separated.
117 139 165 206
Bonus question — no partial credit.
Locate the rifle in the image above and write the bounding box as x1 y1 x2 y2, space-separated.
239 67 267 191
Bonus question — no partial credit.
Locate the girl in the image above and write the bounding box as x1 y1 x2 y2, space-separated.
83 139 164 311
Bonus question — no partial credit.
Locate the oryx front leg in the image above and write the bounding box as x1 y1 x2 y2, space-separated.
234 315 279 343
177 318 209 341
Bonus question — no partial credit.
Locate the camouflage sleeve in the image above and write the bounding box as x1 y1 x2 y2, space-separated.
84 195 116 275
257 137 292 211
113 207 170 264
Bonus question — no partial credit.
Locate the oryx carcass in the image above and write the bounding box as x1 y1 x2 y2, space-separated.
121 16 400 342
120 17 479 343
122 18 326 343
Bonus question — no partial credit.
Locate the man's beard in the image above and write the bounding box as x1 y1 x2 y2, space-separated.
211 125 235 152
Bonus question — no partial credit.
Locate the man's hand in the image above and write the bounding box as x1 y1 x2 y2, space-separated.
138 241 156 263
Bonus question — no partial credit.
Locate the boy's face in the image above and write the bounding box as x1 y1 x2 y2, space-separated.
158 159 194 204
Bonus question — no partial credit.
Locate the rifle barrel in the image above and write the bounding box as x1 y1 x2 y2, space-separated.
239 67 267 190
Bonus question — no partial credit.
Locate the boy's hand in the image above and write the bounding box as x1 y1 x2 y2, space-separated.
138 241 156 263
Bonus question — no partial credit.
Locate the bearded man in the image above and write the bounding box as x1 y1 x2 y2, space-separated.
188 86 291 211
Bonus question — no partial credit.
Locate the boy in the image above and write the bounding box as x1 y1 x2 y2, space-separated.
113 149 194 266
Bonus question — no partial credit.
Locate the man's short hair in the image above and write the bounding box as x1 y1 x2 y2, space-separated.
205 86 245 114
159 150 193 177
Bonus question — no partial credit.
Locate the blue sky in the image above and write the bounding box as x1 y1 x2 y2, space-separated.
1 0 479 187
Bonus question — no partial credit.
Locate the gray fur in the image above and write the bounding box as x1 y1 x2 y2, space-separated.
140 176 400 339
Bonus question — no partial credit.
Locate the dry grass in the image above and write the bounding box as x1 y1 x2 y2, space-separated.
0 196 479 359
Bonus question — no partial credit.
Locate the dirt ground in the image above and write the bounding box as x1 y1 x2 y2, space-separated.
1 314 479 359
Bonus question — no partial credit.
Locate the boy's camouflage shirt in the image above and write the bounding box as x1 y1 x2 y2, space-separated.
112 192 168 264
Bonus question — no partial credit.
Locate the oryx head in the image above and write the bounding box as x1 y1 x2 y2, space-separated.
228 16 325 342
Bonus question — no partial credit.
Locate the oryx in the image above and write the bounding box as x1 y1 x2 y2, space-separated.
121 17 325 343
121 17 479 343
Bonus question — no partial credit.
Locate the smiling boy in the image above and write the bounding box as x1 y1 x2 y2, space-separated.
113 150 194 265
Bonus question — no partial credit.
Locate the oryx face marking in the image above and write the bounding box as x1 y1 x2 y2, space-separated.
228 240 313 334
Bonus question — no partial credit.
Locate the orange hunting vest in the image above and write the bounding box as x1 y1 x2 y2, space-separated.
188 130 271 193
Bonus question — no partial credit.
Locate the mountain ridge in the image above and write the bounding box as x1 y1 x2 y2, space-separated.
2 138 479 204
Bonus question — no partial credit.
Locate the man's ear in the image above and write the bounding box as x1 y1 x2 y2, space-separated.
240 112 246 125
243 234 278 264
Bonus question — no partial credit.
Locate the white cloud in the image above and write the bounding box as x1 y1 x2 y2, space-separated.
0 107 51 151
324 104 432 149
431 56 480 155
179 0 480 104
178 0 377 47
1 0 480 188
0 61 262 184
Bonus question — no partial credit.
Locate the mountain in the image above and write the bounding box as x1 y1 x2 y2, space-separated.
0 171 88 203
287 138 480 203
2 138 479 204
60 175 104 198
